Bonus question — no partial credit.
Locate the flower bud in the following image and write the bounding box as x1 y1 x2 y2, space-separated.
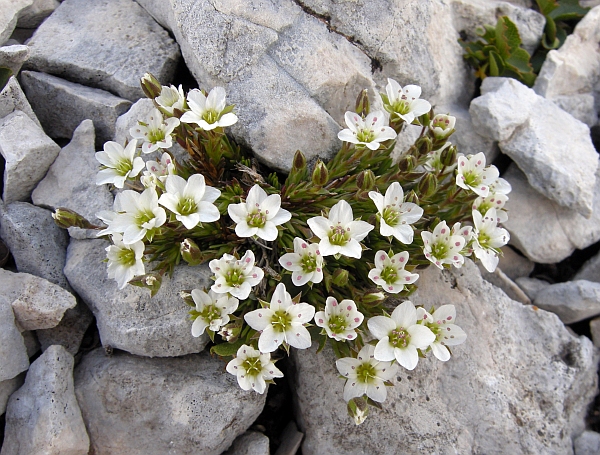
404 190 419 205
180 239 204 266
430 114 456 140
397 155 417 173
292 150 307 173
311 160 329 186
415 136 433 156
52 208 97 230
355 89 370 117
129 273 163 297
332 269 350 287
417 108 432 127
140 72 162 100
356 170 376 191
361 292 385 305
347 397 369 425
417 173 437 198
218 323 241 342
440 144 457 167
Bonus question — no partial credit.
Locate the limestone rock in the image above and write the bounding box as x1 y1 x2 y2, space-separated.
36 302 94 356
0 44 30 75
1 345 90 455
497 245 534 281
0 296 29 383
515 277 551 301
0 110 61 204
0 0 33 46
222 431 270 455
64 238 210 357
20 71 132 146
551 93 598 128
590 318 600 348
477 262 531 304
533 280 600 324
292 260 597 455
32 119 114 239
74 348 266 455
574 431 600 455
0 201 70 290
0 373 24 416
17 0 60 28
574 251 600 282
0 76 41 126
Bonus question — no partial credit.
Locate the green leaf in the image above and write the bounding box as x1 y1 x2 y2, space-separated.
549 0 589 21
210 339 245 358
0 67 12 93
536 0 559 16
545 16 558 46
506 48 534 75
488 51 503 77
502 16 523 52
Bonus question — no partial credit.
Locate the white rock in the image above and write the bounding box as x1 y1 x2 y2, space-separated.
477 264 531 304
515 276 551 301
64 238 210 357
16 0 60 28
574 430 600 455
0 296 29 383
533 280 600 324
0 373 24 415
222 431 270 455
24 0 180 101
293 260 598 455
497 245 534 281
20 71 132 146
551 93 598 127
0 268 77 331
0 76 41 127
74 348 266 455
0 110 61 204
0 44 30 75
1 345 90 455
0 0 33 46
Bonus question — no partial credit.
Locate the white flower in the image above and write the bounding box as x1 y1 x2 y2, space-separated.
472 208 510 272
423 142 456 174
307 200 374 259
109 188 166 244
158 174 221 229
384 79 431 124
228 184 291 241
209 250 264 300
95 140 144 188
278 237 324 286
244 283 315 353
105 233 145 289
368 182 423 243
451 221 474 257
368 250 419 294
421 221 466 269
155 84 186 115
416 305 467 361
226 344 283 394
315 296 364 341
141 152 176 188
472 191 509 223
455 152 499 198
179 87 238 130
430 114 456 139
337 111 397 151
130 108 180 154
190 288 239 337
336 345 398 403
368 300 435 370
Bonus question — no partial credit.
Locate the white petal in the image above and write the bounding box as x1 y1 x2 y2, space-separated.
191 318 208 337
330 200 353 225
336 357 360 378
347 220 374 241
373 338 396 361
228 202 248 223
440 324 467 346
368 316 396 340
256 222 278 241
407 324 436 349
306 216 330 239
366 379 387 403
395 346 419 370
390 301 417 328
431 343 450 361
343 378 366 402
286 325 312 350
258 326 282 353
339 239 362 259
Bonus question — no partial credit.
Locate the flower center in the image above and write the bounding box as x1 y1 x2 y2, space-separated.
225 266 246 287
329 225 350 246
241 356 262 377
271 310 292 333
115 158 133 176
198 303 221 324
462 170 480 188
117 248 136 266
392 98 410 115
476 200 492 215
147 128 166 144
177 197 198 216
300 253 317 273
433 117 450 130
431 240 449 259
247 210 267 228
380 265 398 284
136 210 157 228
389 328 410 348
327 314 347 333
203 110 220 125
382 206 400 227
355 362 377 384
356 128 375 143
477 232 491 249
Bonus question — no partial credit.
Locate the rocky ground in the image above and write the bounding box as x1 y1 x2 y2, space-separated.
2 0 600 454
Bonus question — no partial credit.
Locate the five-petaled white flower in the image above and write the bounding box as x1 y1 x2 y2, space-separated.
430 114 456 139
109 188 167 244
369 182 423 243
158 174 221 229
155 84 186 115
473 191 509 223
416 305 467 362
226 344 283 394
180 87 238 130
315 296 364 341
228 184 291 241
190 288 239 337
337 111 397 150
105 233 145 289
384 79 431 124
278 237 324 286
95 140 144 189
209 250 264 300
368 300 435 370
421 221 466 269
307 200 374 259
336 344 398 403
368 250 419 294
244 283 315 353
455 152 500 198
130 108 180 154
472 208 510 273
140 152 176 189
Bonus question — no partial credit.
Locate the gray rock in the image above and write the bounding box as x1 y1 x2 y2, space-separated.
477 264 531 304
515 277 551 301
551 94 598 128
16 0 60 28
0 110 61 204
1 345 90 455
24 0 180 101
0 373 24 415
0 296 29 383
0 268 77 331
20 71 132 146
0 0 33 46
497 245 534 281
590 318 600 348
574 252 600 282
32 119 114 239
0 76 41 127
0 201 70 290
574 430 600 455
292 260 597 455
64 238 210 357
533 280 600 324
36 302 94 356
21 330 40 359
273 421 303 455
74 348 266 455
0 44 29 75
222 431 270 455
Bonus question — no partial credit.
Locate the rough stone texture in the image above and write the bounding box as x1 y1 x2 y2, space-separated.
574 431 600 455
574 252 600 282
292 260 597 455
590 318 600 348
64 239 210 357
0 201 70 290
222 431 270 455
36 302 94 356
0 268 77 331
74 348 266 455
515 277 551 301
0 373 24 416
24 0 180 101
32 119 114 239
0 109 61 204
471 77 598 217
1 345 90 455
16 0 60 28
497 245 534 281
20 70 132 146
533 280 600 324
551 93 598 128
0 0 33 45
0 44 30 75
503 165 600 263
477 264 531 304
0 76 41 126
0 296 30 383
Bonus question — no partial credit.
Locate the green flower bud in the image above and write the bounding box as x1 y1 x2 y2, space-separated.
355 89 370 117
356 170 376 191
417 108 432 127
129 273 163 297
140 72 162 100
292 150 307 173
332 269 350 287
415 136 433 156
347 397 369 425
440 144 458 167
417 173 438 198
397 155 417 172
404 190 419 205
312 160 329 186
361 292 385 304
52 208 97 230
180 239 204 266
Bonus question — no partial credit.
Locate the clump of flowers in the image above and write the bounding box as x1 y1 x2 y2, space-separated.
56 73 512 424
